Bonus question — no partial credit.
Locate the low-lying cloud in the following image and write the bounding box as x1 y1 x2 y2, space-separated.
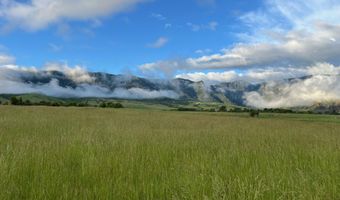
241 63 340 108
0 64 179 99
176 63 340 83
244 74 340 108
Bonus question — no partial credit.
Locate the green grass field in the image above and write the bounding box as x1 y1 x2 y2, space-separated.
0 106 339 199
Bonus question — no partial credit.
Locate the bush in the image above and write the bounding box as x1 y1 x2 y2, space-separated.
10 97 21 105
218 106 227 112
177 107 197 112
107 102 124 108
250 110 260 117
99 102 107 108
24 100 31 106
51 102 61 107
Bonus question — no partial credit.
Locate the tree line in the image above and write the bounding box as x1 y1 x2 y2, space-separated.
0 96 124 109
177 105 339 116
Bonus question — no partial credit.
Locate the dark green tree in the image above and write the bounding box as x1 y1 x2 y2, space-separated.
10 97 19 105
99 102 107 108
218 106 227 112
250 110 260 117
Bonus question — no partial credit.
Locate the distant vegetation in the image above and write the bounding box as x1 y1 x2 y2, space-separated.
5 96 124 109
0 94 339 115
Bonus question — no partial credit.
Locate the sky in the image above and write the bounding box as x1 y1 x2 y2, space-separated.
0 0 339 78
0 0 340 107
0 0 274 75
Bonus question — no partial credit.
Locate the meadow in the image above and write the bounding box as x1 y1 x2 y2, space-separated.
0 106 339 199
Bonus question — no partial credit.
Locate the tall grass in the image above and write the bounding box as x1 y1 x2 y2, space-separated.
0 106 339 199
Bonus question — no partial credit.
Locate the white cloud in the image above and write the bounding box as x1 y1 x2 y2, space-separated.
140 0 340 76
187 21 218 32
112 88 179 99
48 43 62 52
244 74 340 108
151 13 166 21
147 37 169 48
176 71 238 83
140 23 340 73
0 54 15 65
195 49 212 55
208 21 218 31
0 0 148 31
176 63 340 83
243 63 340 108
43 62 94 83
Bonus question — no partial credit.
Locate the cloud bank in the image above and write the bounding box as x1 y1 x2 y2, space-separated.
176 63 340 83
244 74 340 108
242 63 340 108
176 63 340 108
140 23 340 73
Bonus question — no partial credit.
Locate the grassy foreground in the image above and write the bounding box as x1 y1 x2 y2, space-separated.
0 106 339 199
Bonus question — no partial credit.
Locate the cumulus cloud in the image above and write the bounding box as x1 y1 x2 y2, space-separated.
0 0 148 31
140 0 340 75
140 23 340 73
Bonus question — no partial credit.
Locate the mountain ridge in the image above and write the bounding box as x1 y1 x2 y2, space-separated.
2 69 340 111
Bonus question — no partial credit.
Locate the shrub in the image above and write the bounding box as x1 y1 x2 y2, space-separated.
250 110 260 117
10 97 20 105
178 107 197 112
99 102 107 108
24 100 32 105
218 106 227 112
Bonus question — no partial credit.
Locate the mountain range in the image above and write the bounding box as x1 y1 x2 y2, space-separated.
1 69 340 113
16 70 261 105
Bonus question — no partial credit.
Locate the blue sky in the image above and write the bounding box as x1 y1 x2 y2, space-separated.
0 0 263 74
0 0 340 80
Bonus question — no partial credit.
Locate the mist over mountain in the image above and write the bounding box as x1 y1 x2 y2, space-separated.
1 65 340 109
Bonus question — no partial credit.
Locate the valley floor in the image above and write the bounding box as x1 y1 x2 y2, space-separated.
0 106 339 199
